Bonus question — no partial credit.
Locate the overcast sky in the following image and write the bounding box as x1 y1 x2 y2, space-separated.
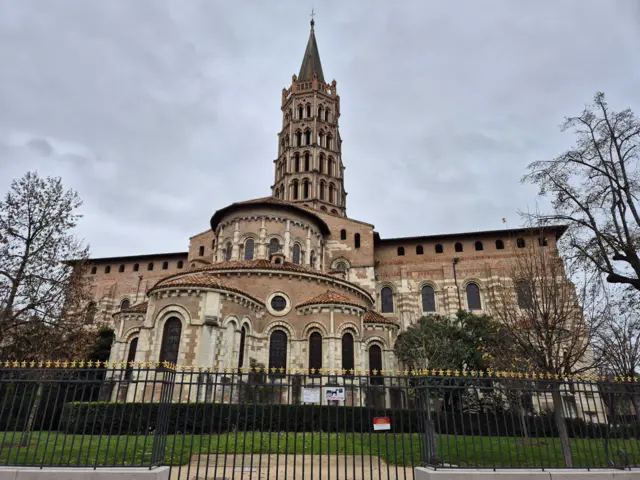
1 1 639 258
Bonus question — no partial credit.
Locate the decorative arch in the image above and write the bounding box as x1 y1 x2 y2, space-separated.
240 316 253 334
363 335 389 350
152 304 192 330
222 315 240 329
122 326 142 343
302 321 329 338
263 320 295 339
331 257 351 271
337 321 361 339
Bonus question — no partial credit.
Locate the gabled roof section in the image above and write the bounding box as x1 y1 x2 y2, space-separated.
210 196 331 235
364 310 398 325
298 20 325 83
113 302 148 317
297 290 365 309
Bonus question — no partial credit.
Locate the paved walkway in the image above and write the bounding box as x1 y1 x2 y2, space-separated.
170 454 416 480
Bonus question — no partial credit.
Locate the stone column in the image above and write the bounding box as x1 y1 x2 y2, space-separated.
258 218 267 258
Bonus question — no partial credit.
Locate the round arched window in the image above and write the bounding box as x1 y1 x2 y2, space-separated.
270 295 287 311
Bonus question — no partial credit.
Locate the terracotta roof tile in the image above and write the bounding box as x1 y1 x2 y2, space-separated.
117 302 148 315
364 310 397 325
149 272 264 305
297 290 365 309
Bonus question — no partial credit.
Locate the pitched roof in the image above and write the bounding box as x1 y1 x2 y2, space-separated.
210 196 330 235
375 225 568 244
364 310 397 325
298 21 325 83
149 272 264 305
117 302 148 315
297 290 365 309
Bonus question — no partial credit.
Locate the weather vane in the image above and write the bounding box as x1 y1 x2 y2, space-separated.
310 8 315 27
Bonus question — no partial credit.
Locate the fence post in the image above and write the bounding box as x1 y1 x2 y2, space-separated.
421 384 438 465
150 368 176 468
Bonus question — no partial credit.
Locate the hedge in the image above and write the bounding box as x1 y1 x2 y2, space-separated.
59 401 640 439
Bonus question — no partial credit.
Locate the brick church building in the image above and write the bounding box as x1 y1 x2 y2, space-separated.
86 20 565 378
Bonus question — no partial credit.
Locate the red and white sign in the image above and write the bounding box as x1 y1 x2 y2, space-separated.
373 417 391 431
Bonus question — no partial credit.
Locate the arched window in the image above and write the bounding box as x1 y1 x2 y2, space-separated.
318 131 324 146
517 238 526 248
125 337 138 380
120 298 131 310
328 158 334 176
466 283 482 311
159 317 182 365
199 246 205 256
292 244 301 264
435 244 443 254
319 154 325 173
177 260 184 269
225 242 232 261
296 131 302 146
119 264 125 273
244 239 255 260
292 180 299 200
304 152 310 171
309 332 322 374
318 105 323 118
320 206 327 212
329 183 335 203
90 266 97 275
304 130 311 145
369 344 383 385
306 104 311 118
335 262 347 272
325 108 330 122
327 134 333 150
303 180 310 199
85 302 97 324
475 241 483 251
319 181 326 200
268 330 287 375
354 233 361 249
516 280 533 309
309 250 316 267
342 333 355 374
455 242 463 252
294 153 300 172
538 237 548 247
298 105 303 119
340 229 347 240
147 263 154 271
416 245 424 255
331 209 338 215
269 238 280 256
381 287 394 313
133 263 139 272
421 285 436 312
162 261 168 270
397 246 405 256
105 265 111 274
238 326 247 369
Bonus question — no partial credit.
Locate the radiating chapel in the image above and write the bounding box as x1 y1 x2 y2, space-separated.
86 21 565 381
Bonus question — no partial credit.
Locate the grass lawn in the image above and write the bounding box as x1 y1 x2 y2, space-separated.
0 431 638 468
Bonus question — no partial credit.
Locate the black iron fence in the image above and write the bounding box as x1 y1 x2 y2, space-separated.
0 364 638 478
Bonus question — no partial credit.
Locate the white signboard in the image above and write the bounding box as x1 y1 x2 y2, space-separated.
302 388 321 403
324 386 346 402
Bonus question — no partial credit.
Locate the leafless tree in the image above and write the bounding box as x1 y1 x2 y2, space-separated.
489 230 603 467
522 92 640 293
0 171 98 445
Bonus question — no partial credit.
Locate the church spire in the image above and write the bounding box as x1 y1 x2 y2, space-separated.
298 14 325 83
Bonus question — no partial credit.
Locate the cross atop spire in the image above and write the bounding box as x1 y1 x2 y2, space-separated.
298 14 324 83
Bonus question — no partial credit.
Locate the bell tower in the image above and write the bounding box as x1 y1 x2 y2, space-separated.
271 18 347 217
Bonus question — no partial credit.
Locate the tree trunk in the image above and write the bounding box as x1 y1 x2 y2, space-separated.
551 386 573 467
19 382 43 447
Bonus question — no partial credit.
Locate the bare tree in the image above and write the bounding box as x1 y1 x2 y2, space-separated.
489 230 603 467
0 171 98 445
523 92 640 292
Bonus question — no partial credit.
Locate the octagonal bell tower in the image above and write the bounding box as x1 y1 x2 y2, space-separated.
271 19 347 217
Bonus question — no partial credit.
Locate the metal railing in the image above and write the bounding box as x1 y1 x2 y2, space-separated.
0 364 638 478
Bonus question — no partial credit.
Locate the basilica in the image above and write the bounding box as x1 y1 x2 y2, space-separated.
87 20 565 381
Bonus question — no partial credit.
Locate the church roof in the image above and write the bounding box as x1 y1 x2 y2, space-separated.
210 196 331 234
118 302 148 315
364 310 397 325
149 272 264 305
375 225 568 244
297 289 365 309
298 20 325 83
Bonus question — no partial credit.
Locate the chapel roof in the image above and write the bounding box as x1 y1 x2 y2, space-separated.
296 289 365 309
210 196 331 235
117 302 148 315
364 310 397 325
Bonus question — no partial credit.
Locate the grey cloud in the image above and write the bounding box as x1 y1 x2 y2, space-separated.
0 0 639 256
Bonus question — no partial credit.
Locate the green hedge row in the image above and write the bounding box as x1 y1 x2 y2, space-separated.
59 401 640 439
